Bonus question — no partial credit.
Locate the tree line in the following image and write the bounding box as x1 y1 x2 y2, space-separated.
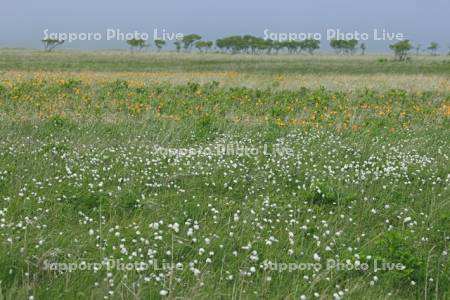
42 34 448 60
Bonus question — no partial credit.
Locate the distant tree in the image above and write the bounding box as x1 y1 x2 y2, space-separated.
205 41 214 52
194 41 213 53
330 39 358 54
427 42 439 56
389 40 412 61
216 36 245 54
182 34 202 51
214 35 316 55
283 40 298 54
360 43 366 55
42 38 64 52
248 37 266 54
215 38 226 53
262 39 274 54
126 38 148 52
194 41 202 52
243 35 257 54
254 37 270 54
346 39 359 54
154 39 166 52
230 36 246 54
215 35 274 55
330 39 341 54
272 40 284 54
415 44 421 56
174 40 182 53
302 39 320 55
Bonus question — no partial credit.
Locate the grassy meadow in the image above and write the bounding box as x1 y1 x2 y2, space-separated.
0 50 449 299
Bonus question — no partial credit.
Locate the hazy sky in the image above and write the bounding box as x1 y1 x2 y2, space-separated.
1 0 449 53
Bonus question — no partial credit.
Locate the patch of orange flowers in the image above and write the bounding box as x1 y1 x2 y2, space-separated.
444 105 450 116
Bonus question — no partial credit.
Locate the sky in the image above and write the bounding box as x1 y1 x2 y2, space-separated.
0 0 449 53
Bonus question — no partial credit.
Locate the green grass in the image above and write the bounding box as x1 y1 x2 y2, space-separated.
1 49 450 75
0 51 449 300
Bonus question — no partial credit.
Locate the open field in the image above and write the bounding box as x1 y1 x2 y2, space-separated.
1 49 450 75
1 70 449 92
0 51 449 299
